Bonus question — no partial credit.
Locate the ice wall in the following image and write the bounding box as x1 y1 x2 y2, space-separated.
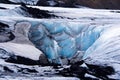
28 21 113 64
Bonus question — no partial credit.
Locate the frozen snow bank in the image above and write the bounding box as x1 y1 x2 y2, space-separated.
0 42 42 60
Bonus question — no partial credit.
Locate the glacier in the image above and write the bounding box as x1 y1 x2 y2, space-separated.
27 21 120 79
28 22 102 63
1 3 120 79
27 21 119 63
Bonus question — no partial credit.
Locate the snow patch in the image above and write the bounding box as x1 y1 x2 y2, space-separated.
0 42 42 60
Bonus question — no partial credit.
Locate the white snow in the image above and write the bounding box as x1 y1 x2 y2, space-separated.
0 3 20 9
0 3 120 21
0 42 42 60
0 77 79 80
0 3 120 79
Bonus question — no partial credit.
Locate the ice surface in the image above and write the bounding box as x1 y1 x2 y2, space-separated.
29 21 115 64
0 3 120 79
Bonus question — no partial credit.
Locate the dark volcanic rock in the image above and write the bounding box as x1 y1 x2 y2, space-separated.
86 63 115 79
57 60 115 79
0 0 14 4
0 22 9 28
58 60 87 78
5 52 49 66
39 54 50 66
36 0 50 6
86 63 115 75
20 3 56 18
0 22 15 42
0 7 7 9
0 48 41 66
5 55 41 65
3 66 14 73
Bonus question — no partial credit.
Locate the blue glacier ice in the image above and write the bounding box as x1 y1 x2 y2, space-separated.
28 21 116 64
1 19 120 79
1 3 120 79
